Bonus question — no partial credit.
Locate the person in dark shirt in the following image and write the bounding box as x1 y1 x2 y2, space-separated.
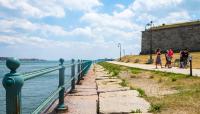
155 48 163 69
182 49 189 68
180 50 184 68
165 50 170 68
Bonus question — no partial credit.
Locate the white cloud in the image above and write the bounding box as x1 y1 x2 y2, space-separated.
0 18 101 39
0 35 70 48
62 0 102 11
115 4 125 10
81 12 140 30
0 0 65 18
0 19 37 31
0 34 121 59
136 13 157 22
79 10 143 55
113 9 134 19
157 11 191 24
130 0 183 12
0 0 103 18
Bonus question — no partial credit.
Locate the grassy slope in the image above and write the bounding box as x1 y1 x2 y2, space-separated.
120 52 200 69
98 62 200 114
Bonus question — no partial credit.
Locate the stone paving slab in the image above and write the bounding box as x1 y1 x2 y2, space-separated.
99 90 150 113
95 65 150 114
64 95 97 114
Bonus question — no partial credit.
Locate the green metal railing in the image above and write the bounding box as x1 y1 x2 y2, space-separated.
2 58 92 114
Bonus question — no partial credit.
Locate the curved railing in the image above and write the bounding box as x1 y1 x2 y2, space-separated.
2 58 92 114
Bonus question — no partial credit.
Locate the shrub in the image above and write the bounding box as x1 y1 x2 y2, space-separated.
130 74 137 78
137 88 146 97
148 103 162 112
130 86 136 90
158 78 162 83
171 78 177 82
131 69 141 74
120 79 128 87
134 59 140 63
149 75 154 79
131 109 142 113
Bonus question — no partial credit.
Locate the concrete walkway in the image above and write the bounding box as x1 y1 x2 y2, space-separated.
45 67 98 114
108 61 200 77
45 64 151 114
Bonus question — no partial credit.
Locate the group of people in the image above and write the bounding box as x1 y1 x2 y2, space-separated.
155 48 190 69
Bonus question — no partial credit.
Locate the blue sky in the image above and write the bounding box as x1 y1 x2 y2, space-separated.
0 0 200 60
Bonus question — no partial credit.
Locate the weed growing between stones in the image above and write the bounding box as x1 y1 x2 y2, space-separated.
148 103 162 113
136 88 147 97
120 79 128 87
131 109 142 113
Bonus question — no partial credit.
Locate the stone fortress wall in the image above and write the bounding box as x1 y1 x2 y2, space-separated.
140 21 200 54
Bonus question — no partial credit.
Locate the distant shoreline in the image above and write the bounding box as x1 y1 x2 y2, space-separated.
0 57 47 61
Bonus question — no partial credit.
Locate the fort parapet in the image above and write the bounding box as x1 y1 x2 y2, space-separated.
140 20 200 54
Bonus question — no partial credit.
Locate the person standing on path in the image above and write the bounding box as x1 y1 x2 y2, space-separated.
165 50 170 68
155 48 163 69
180 50 184 68
183 49 189 68
167 49 174 68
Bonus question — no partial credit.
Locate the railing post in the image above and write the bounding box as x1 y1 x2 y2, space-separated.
77 59 81 84
2 58 24 114
80 60 84 80
70 59 75 93
189 56 192 76
56 58 68 112
83 61 87 76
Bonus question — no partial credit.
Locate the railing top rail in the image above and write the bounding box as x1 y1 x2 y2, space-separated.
4 58 92 81
23 65 62 81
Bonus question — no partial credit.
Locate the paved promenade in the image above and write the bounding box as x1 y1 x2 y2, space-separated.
45 67 98 114
108 61 200 77
45 64 150 114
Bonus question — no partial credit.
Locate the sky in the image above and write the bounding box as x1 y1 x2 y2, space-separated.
0 0 200 60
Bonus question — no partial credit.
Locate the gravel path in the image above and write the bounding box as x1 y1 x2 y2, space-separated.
108 61 200 77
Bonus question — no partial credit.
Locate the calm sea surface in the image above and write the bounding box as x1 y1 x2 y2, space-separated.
0 60 75 113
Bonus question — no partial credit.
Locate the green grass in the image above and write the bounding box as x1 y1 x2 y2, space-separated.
148 103 162 113
98 62 200 113
98 62 121 77
136 88 147 97
131 69 141 74
120 79 128 87
130 86 147 97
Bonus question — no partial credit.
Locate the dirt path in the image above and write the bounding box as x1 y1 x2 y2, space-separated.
108 61 200 77
119 71 177 97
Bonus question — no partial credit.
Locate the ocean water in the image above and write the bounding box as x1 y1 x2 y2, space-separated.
0 60 75 113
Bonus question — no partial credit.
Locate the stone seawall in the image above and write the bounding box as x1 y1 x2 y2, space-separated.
141 22 200 54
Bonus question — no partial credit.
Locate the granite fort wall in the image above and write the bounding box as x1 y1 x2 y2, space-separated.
141 23 200 54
